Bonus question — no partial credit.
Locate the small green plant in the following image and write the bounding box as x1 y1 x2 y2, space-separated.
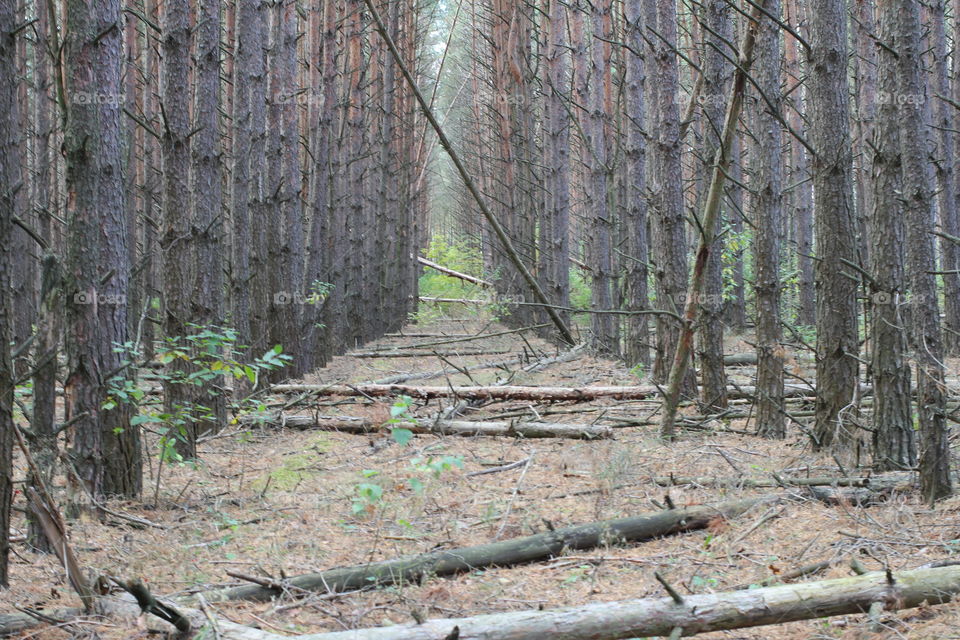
387 395 416 446
352 470 385 515
107 325 292 464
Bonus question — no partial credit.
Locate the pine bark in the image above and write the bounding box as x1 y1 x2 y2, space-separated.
928 0 960 355
890 0 952 502
0 0 19 585
809 0 860 454
622 0 650 367
695 0 732 411
161 0 199 458
192 0 227 432
650 0 694 397
63 0 138 504
869 0 914 471
752 0 785 438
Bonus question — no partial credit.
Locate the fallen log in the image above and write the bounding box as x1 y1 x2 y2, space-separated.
367 324 550 351
270 382 828 403
417 257 493 288
7 563 960 639
283 563 960 640
269 383 663 401
349 349 512 359
369 356 526 385
194 497 770 604
248 414 612 439
650 474 910 489
723 353 756 366
365 343 583 386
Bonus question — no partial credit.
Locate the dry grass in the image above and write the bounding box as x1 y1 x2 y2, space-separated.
3 317 960 639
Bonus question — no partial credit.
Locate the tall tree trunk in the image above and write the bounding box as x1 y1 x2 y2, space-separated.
784 1 814 327
869 0 914 471
540 0 572 337
752 0 785 438
890 0 952 502
650 0 695 396
25 0 58 554
161 0 199 458
0 0 20 585
192 0 227 433
809 0 860 454
928 0 960 355
695 0 732 411
622 0 649 367
231 0 264 391
63 0 138 507
588 0 617 354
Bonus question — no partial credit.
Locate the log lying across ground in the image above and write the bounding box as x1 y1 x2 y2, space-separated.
6 563 960 639
195 497 770 604
284 563 960 640
247 414 613 439
270 382 820 403
349 349 513 359
650 474 912 489
417 256 493 288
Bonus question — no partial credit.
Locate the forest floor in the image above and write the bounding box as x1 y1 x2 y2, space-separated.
4 314 960 639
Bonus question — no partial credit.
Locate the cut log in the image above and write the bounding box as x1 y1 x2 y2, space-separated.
194 497 770 603
417 257 493 288
277 564 960 640
248 414 612 439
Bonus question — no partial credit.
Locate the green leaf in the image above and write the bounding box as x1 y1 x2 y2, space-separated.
391 428 414 447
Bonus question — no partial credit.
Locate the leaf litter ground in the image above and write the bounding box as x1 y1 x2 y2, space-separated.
4 316 960 639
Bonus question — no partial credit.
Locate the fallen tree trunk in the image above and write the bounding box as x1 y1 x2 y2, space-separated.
723 353 756 366
650 474 911 489
195 497 770 604
6 563 960 639
249 414 612 439
417 257 493 287
270 383 662 401
349 349 512 359
269 382 823 403
283 563 960 640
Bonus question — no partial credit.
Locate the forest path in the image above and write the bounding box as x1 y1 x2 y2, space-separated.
5 317 960 640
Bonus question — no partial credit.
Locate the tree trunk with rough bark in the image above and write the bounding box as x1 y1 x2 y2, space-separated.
650 0 695 397
695 0 732 411
63 0 139 505
0 0 19 584
161 0 199 458
809 0 860 455
890 0 952 502
752 0 785 438
622 0 650 368
869 0 914 471
192 0 227 434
